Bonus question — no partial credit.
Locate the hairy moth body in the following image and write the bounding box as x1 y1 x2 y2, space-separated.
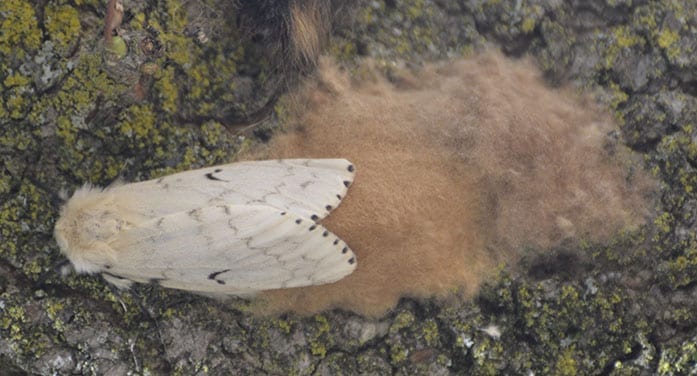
54 159 356 295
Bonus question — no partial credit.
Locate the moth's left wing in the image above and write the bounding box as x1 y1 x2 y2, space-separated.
113 159 356 221
104 204 356 294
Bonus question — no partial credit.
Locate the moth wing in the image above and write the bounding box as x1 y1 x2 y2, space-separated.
112 159 355 221
105 204 356 293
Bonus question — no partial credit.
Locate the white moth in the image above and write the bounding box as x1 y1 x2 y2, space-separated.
54 159 357 295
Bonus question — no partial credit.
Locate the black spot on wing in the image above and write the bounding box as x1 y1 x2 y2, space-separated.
205 170 228 182
208 269 231 285
342 247 348 254
325 205 333 211
295 219 302 224
311 214 319 221
343 181 351 188
347 164 355 172
348 257 356 265
309 225 317 231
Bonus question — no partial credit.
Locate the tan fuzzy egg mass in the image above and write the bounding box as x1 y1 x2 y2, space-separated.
243 51 656 317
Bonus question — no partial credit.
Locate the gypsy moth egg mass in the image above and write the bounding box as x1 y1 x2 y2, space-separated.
247 51 656 317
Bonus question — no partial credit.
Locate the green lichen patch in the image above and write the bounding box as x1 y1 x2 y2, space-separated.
333 0 481 68
104 36 128 61
657 335 697 375
143 0 253 121
382 306 454 373
0 178 55 268
308 315 331 358
646 123 697 290
44 4 81 53
473 270 653 374
633 2 697 68
471 0 546 50
0 0 42 60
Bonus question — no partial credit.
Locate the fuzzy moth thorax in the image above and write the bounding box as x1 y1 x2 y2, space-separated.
54 185 125 274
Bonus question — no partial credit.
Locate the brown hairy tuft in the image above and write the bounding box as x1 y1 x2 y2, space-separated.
288 0 329 69
236 0 331 75
242 51 656 317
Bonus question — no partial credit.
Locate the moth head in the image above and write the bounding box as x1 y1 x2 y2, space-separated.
54 184 119 274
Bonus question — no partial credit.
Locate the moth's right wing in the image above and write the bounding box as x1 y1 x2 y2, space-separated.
104 204 356 294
